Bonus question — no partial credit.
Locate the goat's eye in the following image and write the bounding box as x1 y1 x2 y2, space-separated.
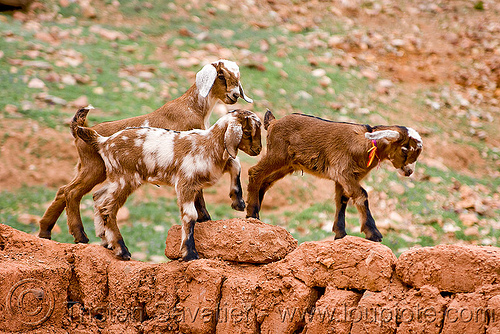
402 147 408 153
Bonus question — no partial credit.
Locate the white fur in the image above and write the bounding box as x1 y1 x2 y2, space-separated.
365 130 400 141
196 63 217 98
220 59 240 76
180 154 211 179
141 129 175 172
182 201 198 221
407 127 423 148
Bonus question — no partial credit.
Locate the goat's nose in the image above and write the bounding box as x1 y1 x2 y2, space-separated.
232 92 240 100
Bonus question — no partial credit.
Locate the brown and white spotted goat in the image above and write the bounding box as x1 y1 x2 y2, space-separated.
246 110 422 242
76 108 262 261
38 59 253 244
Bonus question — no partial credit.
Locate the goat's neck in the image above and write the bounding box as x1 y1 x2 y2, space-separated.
189 84 220 129
205 120 232 163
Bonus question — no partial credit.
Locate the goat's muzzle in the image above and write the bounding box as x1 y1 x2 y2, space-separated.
398 162 416 177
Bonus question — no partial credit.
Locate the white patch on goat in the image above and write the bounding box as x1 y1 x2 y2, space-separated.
219 59 240 76
182 202 198 222
110 143 116 148
365 130 400 141
134 172 142 186
134 138 144 147
180 154 210 179
121 136 128 141
119 177 126 189
141 129 172 173
94 209 105 238
107 181 119 194
142 119 150 127
97 136 107 144
407 127 423 148
137 128 149 136
105 227 115 246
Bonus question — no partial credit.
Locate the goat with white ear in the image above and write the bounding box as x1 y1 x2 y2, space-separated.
247 111 423 242
38 59 253 245
75 109 262 261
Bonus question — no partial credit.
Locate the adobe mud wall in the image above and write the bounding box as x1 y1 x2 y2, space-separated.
1 221 499 334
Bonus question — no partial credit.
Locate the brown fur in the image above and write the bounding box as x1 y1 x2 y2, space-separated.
77 109 262 261
246 112 422 242
38 60 252 243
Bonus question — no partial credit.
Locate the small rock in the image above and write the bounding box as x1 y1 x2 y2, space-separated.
296 90 313 100
18 214 41 225
28 78 46 89
459 212 479 227
4 104 18 114
311 68 326 77
61 74 77 86
70 95 89 108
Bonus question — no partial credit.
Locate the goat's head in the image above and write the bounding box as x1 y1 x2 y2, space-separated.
224 109 262 159
196 59 253 104
365 127 422 176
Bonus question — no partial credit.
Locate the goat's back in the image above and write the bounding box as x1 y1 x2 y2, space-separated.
266 114 371 173
90 86 205 136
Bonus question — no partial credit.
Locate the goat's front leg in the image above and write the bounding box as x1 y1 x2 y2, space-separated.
177 190 200 261
333 182 348 240
246 157 293 219
342 181 383 242
224 157 245 211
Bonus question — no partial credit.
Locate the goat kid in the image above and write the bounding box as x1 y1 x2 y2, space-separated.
38 59 253 244
76 109 262 261
246 110 422 242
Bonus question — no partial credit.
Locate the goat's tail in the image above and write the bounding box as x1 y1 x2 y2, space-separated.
70 105 94 138
76 126 101 151
264 108 276 130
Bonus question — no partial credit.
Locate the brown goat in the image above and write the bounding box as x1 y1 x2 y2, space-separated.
246 110 423 242
38 59 253 243
76 109 262 261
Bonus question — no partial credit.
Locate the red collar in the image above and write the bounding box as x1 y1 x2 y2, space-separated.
367 140 379 167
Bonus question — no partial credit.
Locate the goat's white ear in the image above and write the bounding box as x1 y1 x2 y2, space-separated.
196 63 217 98
224 122 243 159
239 83 253 103
365 130 401 142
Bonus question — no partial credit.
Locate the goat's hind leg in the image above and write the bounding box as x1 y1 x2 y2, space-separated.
333 182 348 240
38 186 67 240
65 153 107 243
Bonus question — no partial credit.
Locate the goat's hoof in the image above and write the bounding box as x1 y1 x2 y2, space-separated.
366 233 383 242
197 214 211 222
117 252 131 261
334 232 347 240
38 232 52 240
231 199 246 211
74 235 90 244
182 251 199 262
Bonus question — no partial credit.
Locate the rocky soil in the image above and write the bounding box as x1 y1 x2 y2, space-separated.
1 221 500 333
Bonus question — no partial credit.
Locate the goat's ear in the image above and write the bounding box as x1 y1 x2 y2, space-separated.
239 82 253 103
365 130 401 142
196 63 217 98
224 121 243 159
